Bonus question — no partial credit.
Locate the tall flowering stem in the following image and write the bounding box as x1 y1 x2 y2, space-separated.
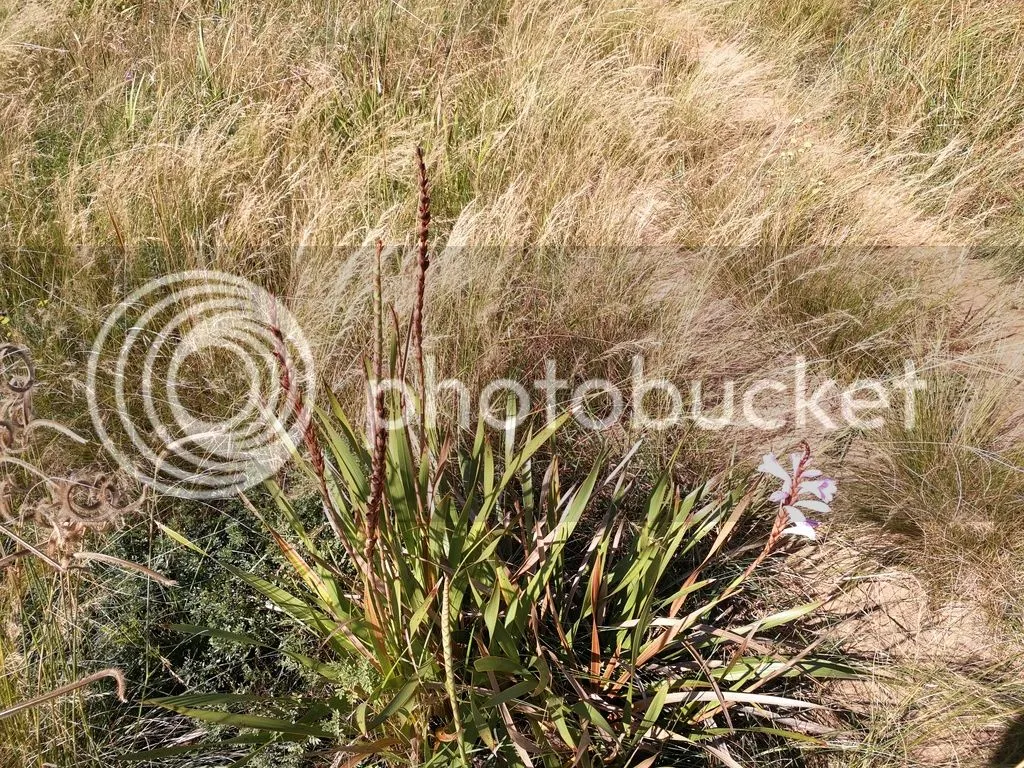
706 442 836 625
365 391 388 564
268 308 324 491
366 239 389 564
764 441 812 551
267 304 365 567
411 145 431 435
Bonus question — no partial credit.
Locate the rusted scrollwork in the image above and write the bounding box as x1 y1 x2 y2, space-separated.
0 344 142 561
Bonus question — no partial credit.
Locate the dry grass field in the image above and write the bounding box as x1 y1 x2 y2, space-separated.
2 0 1024 765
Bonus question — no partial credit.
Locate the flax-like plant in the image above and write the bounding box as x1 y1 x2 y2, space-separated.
143 150 852 767
148 400 854 766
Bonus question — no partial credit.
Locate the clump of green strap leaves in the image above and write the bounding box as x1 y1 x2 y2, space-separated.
150 409 854 766
143 153 853 767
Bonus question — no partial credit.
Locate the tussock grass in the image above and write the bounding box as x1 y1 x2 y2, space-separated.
845 364 1024 616
702 0 1024 271
832 662 1024 767
681 0 1024 648
0 0 954 401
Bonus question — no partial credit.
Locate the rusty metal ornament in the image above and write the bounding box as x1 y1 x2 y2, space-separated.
1 344 142 561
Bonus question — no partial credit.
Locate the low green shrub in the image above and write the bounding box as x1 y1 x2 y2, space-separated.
85 495 358 768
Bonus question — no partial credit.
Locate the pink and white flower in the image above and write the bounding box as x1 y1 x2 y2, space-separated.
757 446 836 541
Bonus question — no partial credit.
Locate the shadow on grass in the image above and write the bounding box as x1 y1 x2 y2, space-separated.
992 713 1024 767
